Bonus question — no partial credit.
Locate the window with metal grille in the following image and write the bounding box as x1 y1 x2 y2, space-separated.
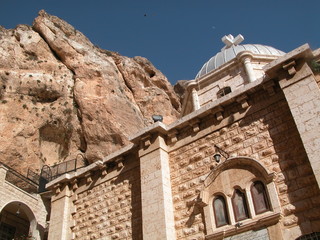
217 87 231 98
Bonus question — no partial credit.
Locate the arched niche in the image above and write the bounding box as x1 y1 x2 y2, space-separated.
200 156 281 238
0 201 38 239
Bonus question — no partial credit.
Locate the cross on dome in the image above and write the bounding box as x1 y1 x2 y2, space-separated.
221 34 244 50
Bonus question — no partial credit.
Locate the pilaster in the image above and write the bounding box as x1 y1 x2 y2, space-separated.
264 45 320 188
48 183 73 240
192 88 200 110
139 135 176 240
278 62 320 188
238 52 255 83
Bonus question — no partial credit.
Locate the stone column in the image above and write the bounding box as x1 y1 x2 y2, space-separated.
242 56 256 83
278 62 320 188
139 135 176 240
48 184 73 240
192 88 200 111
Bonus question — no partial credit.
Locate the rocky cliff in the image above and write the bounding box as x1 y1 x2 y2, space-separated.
0 10 180 174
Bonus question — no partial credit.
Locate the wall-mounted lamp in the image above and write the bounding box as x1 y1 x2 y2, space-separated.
16 204 21 216
213 153 221 163
152 115 163 123
213 145 230 163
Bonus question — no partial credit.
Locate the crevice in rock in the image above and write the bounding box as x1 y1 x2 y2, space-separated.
31 24 66 66
32 23 88 160
112 56 145 118
77 128 87 153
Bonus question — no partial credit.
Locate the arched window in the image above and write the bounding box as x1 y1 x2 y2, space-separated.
232 189 249 221
213 196 229 227
251 181 270 214
217 87 231 98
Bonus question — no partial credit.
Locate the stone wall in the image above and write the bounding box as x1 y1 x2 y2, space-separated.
0 165 48 239
71 158 142 240
197 65 246 107
168 87 320 239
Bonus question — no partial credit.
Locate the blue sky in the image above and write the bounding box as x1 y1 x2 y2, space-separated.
1 0 319 85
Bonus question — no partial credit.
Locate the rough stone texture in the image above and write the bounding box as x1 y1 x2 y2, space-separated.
0 24 80 173
0 10 180 173
71 165 142 240
169 88 320 239
315 72 320 88
113 54 181 125
33 10 180 161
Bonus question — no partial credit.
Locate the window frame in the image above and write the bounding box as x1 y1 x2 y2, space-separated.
212 195 230 227
231 188 250 222
217 86 232 98
200 157 281 238
250 181 270 215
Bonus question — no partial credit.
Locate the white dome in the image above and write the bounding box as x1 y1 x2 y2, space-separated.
196 35 285 79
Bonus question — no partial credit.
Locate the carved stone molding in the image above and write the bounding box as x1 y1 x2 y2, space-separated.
190 118 200 133
168 129 178 143
282 60 296 76
211 106 224 121
236 94 249 109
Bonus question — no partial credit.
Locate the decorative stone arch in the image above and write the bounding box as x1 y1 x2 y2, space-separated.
0 201 40 239
200 156 281 239
203 156 275 188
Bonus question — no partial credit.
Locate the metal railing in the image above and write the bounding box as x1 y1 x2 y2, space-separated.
27 169 40 185
38 155 88 192
50 158 86 181
1 155 88 193
1 162 38 194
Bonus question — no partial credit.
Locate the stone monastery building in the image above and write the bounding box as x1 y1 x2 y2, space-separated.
1 34 320 240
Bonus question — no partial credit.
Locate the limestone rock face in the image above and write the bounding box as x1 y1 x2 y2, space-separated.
0 10 180 173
